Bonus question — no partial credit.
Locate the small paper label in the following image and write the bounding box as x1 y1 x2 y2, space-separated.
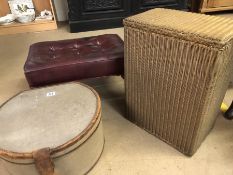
46 91 56 97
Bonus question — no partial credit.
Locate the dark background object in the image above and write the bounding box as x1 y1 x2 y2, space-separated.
67 0 188 32
187 0 201 12
224 101 233 120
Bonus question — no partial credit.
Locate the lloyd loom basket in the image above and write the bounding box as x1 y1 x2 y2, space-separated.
124 8 233 156
0 83 104 175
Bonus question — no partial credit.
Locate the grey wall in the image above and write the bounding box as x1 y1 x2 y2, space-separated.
53 0 68 21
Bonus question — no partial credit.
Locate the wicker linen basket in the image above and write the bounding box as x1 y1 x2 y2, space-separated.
124 8 233 156
0 83 104 175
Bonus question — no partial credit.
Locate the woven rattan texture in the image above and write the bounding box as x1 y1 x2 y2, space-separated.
124 8 233 156
124 8 233 49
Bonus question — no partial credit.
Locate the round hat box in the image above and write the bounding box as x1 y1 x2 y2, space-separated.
0 83 104 175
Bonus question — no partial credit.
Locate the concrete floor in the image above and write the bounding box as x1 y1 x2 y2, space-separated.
0 18 233 174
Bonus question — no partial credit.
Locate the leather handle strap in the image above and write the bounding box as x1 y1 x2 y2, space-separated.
33 148 55 175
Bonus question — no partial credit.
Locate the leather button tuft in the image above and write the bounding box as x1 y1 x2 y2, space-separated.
49 54 56 59
49 46 55 52
73 44 79 49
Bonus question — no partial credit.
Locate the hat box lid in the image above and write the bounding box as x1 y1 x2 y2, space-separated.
0 83 102 164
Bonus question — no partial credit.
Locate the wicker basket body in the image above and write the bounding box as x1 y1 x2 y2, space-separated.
124 8 233 156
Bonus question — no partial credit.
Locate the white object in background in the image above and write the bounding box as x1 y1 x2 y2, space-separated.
8 0 34 15
16 10 35 23
35 9 53 21
41 9 52 17
0 14 16 25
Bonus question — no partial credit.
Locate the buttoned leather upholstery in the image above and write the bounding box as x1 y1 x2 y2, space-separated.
24 34 124 87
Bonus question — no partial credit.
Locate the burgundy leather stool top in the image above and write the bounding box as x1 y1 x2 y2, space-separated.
24 34 124 87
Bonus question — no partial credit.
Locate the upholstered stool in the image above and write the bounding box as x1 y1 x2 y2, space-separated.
24 34 124 87
124 8 233 156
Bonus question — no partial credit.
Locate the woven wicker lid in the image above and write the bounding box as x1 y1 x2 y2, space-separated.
0 83 101 157
124 8 233 48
